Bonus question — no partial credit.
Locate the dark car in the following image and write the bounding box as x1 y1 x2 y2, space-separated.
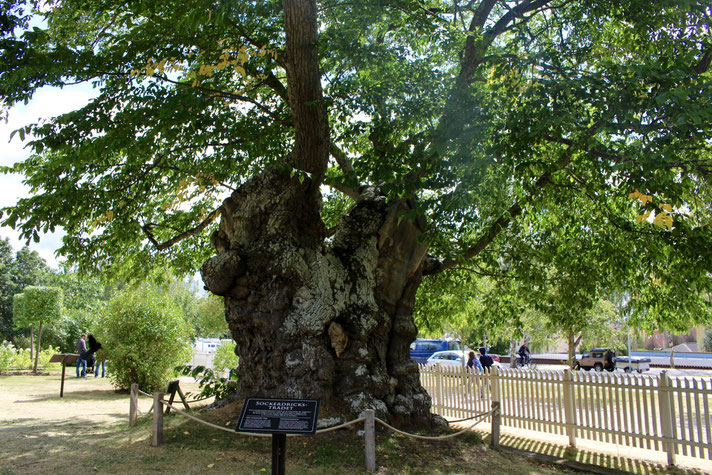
409 339 462 364
574 348 616 372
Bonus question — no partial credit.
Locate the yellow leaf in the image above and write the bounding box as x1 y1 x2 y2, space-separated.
183 431 190 435
653 212 673 230
661 203 673 213
207 464 215 468
235 66 246 77
106 210 114 222
628 189 652 206
635 211 651 224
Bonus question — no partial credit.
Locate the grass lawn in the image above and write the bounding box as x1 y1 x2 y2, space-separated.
0 373 626 474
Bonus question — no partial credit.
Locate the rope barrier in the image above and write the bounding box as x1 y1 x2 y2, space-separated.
447 411 493 423
183 395 213 403
137 388 152 398
374 410 494 440
135 384 494 442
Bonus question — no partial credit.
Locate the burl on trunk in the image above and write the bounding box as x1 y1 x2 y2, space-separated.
201 169 432 421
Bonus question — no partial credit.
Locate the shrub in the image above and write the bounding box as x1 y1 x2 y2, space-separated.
704 328 712 353
96 286 193 392
177 364 239 401
212 341 239 378
0 343 61 372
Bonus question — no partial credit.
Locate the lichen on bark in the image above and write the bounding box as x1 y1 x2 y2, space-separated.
201 168 432 422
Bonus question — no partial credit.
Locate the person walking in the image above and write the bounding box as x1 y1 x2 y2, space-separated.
478 347 494 370
75 333 87 378
94 348 107 378
466 351 482 370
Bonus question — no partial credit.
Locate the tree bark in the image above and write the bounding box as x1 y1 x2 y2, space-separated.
33 322 42 373
201 169 434 422
283 0 329 180
29 326 34 368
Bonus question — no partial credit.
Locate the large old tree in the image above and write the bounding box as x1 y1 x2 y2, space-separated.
2 1 711 420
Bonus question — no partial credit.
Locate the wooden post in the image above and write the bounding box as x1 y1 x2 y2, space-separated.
490 401 501 448
658 371 676 466
129 383 138 427
364 409 376 472
176 383 190 410
490 365 501 448
152 392 164 447
60 362 67 398
562 368 577 448
165 380 179 414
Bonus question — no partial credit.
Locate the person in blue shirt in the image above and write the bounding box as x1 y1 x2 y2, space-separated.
75 334 87 378
466 351 482 370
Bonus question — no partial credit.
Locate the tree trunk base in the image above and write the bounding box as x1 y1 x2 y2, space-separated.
202 169 433 422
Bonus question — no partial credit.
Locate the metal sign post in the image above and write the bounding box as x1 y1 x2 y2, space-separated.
237 397 320 475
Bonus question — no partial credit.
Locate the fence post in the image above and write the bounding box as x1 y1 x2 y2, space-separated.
562 368 577 448
364 409 376 472
152 392 164 447
657 371 676 466
129 383 138 427
490 401 501 448
435 364 443 414
490 365 501 448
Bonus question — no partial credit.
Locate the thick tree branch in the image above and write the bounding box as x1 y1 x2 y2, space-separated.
156 75 289 124
329 144 360 199
283 0 330 181
143 208 221 251
425 144 577 276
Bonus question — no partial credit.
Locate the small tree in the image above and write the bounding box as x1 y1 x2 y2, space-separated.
12 293 29 364
23 286 63 372
96 285 193 392
704 328 712 353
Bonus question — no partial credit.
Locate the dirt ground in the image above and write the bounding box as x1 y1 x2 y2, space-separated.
0 373 705 475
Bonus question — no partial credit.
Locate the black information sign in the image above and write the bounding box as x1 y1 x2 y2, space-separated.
237 397 320 435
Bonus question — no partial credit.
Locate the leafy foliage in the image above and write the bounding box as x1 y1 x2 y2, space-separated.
96 285 193 392
212 340 238 377
1 2 711 334
177 364 238 401
0 342 61 372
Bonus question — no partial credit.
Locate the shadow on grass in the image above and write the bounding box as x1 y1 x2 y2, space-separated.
14 389 127 404
477 431 702 475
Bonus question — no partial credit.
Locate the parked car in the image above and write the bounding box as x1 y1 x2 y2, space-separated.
426 350 466 366
410 339 462 364
615 356 651 373
574 348 616 372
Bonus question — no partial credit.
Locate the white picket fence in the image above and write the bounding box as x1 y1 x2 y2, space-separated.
418 364 712 465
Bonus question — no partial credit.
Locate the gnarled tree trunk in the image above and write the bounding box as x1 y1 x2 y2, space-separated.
201 169 433 422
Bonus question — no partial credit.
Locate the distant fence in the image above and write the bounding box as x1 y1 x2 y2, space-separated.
419 364 712 466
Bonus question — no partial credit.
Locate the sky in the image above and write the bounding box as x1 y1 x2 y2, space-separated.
0 84 96 268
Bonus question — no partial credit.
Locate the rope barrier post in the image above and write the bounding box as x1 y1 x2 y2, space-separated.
152 392 164 447
129 383 138 427
490 401 500 448
364 409 376 472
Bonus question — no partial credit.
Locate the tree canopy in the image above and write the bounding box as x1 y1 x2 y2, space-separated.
1 1 711 330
